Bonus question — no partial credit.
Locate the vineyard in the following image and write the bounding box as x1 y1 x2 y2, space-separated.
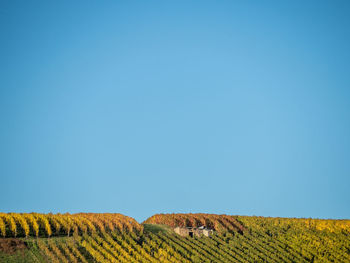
0 213 141 238
0 213 349 263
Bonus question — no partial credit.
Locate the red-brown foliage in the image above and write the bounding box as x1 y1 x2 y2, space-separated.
143 213 246 233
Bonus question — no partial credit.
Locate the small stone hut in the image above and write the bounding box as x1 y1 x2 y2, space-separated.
174 226 214 237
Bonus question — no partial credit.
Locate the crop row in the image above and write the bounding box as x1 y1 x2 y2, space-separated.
0 213 141 238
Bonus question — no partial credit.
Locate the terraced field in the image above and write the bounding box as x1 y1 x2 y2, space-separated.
0 213 349 262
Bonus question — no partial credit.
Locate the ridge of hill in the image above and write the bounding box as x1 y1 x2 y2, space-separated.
0 213 349 262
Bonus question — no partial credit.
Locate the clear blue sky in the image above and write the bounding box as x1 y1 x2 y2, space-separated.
1 0 349 222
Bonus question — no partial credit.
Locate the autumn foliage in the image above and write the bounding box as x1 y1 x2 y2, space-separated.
0 213 141 238
143 213 246 233
144 213 350 235
1 213 350 262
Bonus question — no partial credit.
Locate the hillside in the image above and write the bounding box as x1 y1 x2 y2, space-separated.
0 213 349 262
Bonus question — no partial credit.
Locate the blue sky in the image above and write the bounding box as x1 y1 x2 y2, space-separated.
1 0 349 222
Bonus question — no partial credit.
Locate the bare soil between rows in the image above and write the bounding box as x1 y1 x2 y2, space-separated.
0 238 28 254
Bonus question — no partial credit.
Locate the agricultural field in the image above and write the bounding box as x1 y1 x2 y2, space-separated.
0 213 349 262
